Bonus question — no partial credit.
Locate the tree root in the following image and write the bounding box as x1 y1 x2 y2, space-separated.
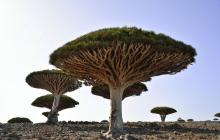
102 130 125 139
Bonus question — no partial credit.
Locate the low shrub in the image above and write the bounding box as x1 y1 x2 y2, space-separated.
101 120 108 123
8 117 32 123
177 117 185 123
187 119 194 122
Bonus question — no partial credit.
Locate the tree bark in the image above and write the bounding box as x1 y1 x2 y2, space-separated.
51 95 60 113
47 95 60 124
105 86 125 138
160 114 166 122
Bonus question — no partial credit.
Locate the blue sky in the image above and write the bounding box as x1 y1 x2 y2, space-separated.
0 0 219 123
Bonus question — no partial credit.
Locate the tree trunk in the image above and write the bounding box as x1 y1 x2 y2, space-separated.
47 95 60 124
160 114 166 122
104 86 125 138
51 95 60 113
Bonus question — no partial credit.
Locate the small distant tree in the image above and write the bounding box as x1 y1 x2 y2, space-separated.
214 113 220 118
26 69 81 124
32 94 79 119
177 117 185 122
151 107 177 122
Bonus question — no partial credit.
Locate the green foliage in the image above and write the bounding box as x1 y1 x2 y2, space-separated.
42 112 49 117
151 106 177 115
50 27 196 65
187 119 194 122
42 112 59 118
8 117 32 123
26 69 67 81
91 82 147 100
31 94 79 111
214 112 220 118
213 118 219 121
177 117 185 122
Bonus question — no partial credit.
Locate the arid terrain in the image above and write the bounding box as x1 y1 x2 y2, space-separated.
0 121 219 140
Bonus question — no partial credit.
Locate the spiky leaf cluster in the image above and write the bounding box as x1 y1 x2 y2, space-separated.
49 27 197 87
50 27 196 64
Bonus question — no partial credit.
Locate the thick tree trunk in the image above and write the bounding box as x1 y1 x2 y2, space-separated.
51 95 60 112
104 86 125 138
160 114 166 122
47 95 60 124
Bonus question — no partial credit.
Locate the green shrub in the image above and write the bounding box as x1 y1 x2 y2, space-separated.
213 118 219 121
177 117 185 123
187 119 194 122
214 113 220 118
8 117 32 123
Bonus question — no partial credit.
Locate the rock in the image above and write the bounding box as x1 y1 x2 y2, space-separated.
123 134 139 140
173 131 179 135
38 136 48 140
147 122 160 130
169 123 182 130
8 133 20 140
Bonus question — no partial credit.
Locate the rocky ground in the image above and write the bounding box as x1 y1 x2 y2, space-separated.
0 121 219 140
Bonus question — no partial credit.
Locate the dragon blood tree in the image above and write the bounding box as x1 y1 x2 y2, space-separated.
151 106 177 122
215 113 220 118
92 82 147 100
49 27 196 137
26 70 81 124
32 94 79 119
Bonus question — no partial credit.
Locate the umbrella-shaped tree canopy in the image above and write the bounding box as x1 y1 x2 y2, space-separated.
26 69 81 95
32 94 79 111
92 82 147 100
215 113 220 118
151 106 177 115
50 27 196 87
151 106 177 122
